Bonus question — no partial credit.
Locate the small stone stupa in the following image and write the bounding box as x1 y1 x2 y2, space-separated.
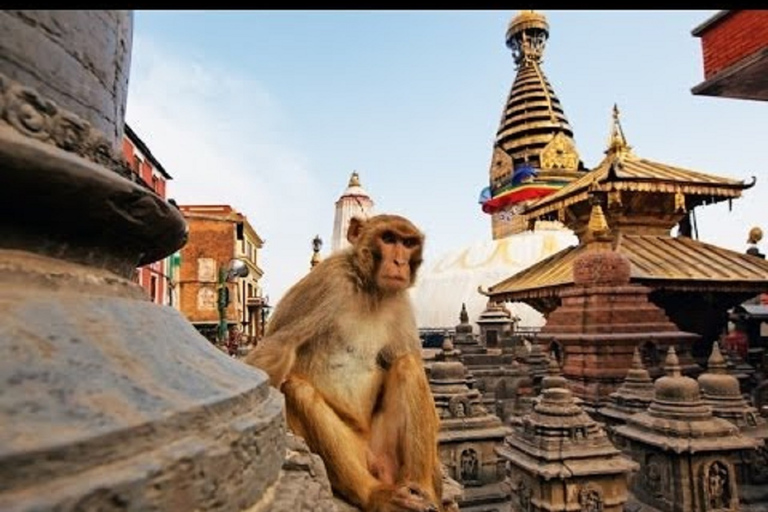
498 354 638 512
599 346 656 437
476 300 516 350
429 339 512 512
699 342 768 504
615 347 760 512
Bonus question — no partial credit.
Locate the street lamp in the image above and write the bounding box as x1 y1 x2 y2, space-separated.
217 258 249 347
311 235 323 269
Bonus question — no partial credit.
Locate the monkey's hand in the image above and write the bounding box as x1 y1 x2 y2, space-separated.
368 484 439 512
243 345 296 388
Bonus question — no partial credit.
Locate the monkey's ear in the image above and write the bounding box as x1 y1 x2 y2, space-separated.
347 217 366 245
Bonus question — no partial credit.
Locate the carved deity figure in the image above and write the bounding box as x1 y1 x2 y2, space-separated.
706 461 731 510
579 487 604 512
460 448 479 482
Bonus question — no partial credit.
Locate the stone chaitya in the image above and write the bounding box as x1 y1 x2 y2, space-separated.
430 339 512 512
598 346 656 439
698 342 768 508
498 354 637 512
534 200 700 412
448 304 528 424
616 347 760 512
476 300 516 350
0 10 338 511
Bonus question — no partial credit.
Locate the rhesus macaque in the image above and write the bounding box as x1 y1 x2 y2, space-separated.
245 214 445 512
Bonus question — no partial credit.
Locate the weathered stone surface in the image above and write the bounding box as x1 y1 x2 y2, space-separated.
0 10 132 148
0 255 286 512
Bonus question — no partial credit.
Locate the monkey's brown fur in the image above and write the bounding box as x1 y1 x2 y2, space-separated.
245 214 444 512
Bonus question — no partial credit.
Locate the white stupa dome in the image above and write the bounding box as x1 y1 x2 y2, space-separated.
410 225 577 331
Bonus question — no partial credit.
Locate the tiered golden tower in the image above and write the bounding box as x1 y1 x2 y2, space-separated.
485 10 585 239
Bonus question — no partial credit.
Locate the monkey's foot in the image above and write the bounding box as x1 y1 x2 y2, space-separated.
369 484 439 512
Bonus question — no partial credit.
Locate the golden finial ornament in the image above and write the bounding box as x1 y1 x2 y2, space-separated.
605 103 632 158
587 202 610 240
506 10 550 67
348 171 361 188
748 226 763 245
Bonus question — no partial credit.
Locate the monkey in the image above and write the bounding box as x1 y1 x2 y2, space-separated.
244 214 445 512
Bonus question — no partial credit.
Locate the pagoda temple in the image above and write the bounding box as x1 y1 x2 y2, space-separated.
480 10 586 240
484 104 768 357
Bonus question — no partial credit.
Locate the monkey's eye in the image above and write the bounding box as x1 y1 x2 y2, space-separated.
402 237 419 249
381 231 397 244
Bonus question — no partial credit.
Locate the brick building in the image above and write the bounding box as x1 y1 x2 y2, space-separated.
122 124 179 307
177 205 266 347
692 10 768 101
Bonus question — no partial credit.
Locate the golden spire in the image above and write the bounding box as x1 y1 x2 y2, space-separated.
587 202 610 239
348 171 361 188
605 103 633 158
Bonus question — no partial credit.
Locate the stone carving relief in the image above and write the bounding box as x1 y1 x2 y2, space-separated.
449 395 472 418
578 485 604 512
748 445 768 484
704 460 732 510
516 478 533 512
0 72 139 182
459 448 479 483
643 453 668 499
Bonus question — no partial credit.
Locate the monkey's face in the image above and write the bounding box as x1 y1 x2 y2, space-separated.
347 214 424 294
375 228 422 293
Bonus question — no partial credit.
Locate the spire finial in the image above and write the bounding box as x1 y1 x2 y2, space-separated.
632 346 643 369
586 202 611 242
348 171 361 187
664 346 682 377
605 103 632 158
707 341 727 374
506 10 550 67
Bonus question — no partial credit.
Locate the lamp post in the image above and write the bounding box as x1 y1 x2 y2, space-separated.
311 235 323 269
217 258 249 348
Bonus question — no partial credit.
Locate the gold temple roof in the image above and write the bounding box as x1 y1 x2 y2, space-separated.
486 234 768 301
522 151 753 221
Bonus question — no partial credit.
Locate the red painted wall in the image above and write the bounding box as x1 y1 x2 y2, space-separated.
122 132 171 305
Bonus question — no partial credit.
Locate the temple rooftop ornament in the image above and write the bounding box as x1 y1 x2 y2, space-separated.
483 10 586 239
498 351 637 512
615 347 760 511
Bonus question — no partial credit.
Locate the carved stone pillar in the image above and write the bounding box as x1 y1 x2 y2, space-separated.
0 11 286 511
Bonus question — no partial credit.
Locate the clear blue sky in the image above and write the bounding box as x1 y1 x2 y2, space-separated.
126 10 766 304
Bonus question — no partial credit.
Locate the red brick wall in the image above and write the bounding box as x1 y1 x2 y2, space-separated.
700 10 768 79
178 215 237 324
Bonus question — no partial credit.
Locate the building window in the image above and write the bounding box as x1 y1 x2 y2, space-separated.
150 275 158 303
132 155 142 175
151 175 159 193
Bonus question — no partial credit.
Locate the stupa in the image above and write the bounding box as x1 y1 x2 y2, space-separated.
498 354 637 512
698 342 768 506
429 339 513 511
615 347 760 511
598 346 656 438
